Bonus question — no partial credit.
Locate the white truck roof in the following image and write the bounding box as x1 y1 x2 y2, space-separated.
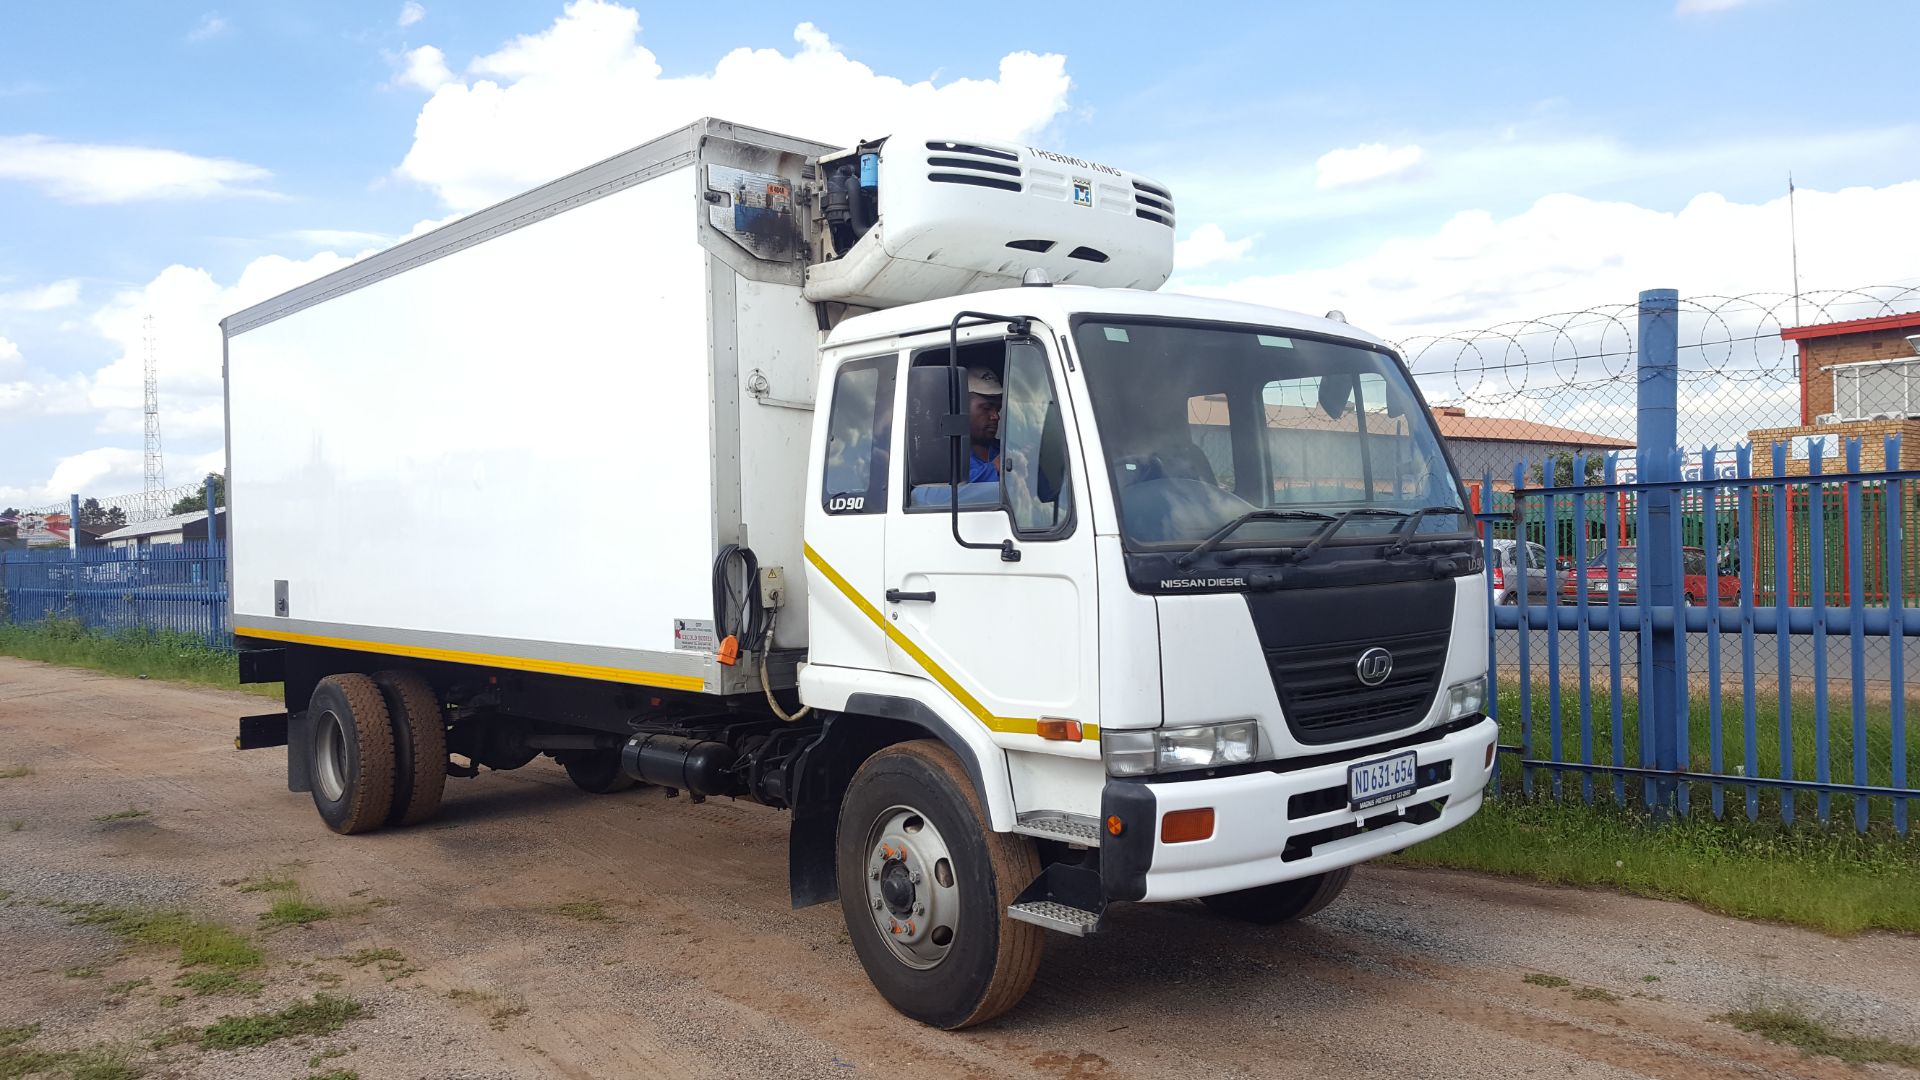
825 285 1395 352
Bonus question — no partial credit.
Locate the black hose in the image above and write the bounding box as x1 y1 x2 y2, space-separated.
711 545 765 649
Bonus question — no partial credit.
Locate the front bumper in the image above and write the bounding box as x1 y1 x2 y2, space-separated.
1102 716 1497 902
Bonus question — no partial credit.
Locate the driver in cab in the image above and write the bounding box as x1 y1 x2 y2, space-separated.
966 365 1003 483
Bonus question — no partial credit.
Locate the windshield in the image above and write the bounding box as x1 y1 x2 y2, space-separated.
1073 318 1469 552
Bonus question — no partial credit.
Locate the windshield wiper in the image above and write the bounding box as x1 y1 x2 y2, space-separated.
1289 507 1408 564
1388 505 1470 556
1175 509 1333 568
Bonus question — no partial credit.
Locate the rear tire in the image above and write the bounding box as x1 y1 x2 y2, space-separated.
307 674 396 835
373 669 447 827
1201 866 1353 925
836 741 1043 1029
561 751 636 794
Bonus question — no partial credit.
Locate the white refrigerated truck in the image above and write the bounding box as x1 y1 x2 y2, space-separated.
224 118 1496 1028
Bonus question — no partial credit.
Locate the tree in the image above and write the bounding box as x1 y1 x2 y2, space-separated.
0 507 17 541
77 498 127 528
1527 451 1607 488
170 473 227 515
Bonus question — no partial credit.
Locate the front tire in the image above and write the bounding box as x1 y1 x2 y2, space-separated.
307 674 396 835
1201 866 1353 925
835 741 1042 1029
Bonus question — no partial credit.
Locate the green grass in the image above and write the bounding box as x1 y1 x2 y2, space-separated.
0 765 31 780
0 618 278 699
1522 973 1569 988
0 1042 142 1080
64 966 102 979
1389 797 1920 935
307 1071 359 1080
198 994 362 1050
0 1027 38 1050
550 900 612 923
259 896 332 929
92 809 149 823
173 971 264 998
1490 682 1918 816
52 902 263 971
1719 1005 1920 1067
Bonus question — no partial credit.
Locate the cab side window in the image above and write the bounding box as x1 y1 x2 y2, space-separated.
1001 339 1074 536
821 355 895 515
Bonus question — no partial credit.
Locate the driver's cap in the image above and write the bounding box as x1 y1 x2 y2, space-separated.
966 366 1003 396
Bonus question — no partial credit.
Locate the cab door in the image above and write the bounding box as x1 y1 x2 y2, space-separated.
802 350 899 674
883 329 1099 741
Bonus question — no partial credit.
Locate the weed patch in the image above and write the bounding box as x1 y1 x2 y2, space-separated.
259 896 331 929
173 971 264 998
198 995 363 1050
0 765 31 780
0 1041 142 1080
92 809 149 823
1522 973 1570 988
340 948 416 981
551 900 612 923
106 978 150 997
53 902 262 971
1572 986 1622 1003
1720 1005 1920 1067
0 1025 39 1049
65 965 102 979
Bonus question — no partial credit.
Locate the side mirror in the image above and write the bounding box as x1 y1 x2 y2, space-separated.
906 364 967 487
1317 372 1358 419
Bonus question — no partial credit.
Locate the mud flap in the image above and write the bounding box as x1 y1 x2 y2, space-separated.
788 806 837 908
285 709 312 793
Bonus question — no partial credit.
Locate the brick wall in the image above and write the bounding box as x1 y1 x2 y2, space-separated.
1747 418 1920 477
1801 329 1920 420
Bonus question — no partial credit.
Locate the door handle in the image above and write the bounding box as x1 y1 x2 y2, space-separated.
885 589 937 603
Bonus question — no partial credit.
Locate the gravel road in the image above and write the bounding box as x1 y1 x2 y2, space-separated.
2 657 1916 1080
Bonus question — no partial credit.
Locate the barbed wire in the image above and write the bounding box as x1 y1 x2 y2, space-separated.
12 480 216 522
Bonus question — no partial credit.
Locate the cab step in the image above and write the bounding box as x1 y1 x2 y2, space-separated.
1008 900 1104 936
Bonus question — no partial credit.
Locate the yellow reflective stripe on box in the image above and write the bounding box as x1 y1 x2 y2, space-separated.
231 625 707 693
802 544 1100 742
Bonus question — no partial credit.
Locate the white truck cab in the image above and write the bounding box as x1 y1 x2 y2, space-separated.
224 118 1496 1029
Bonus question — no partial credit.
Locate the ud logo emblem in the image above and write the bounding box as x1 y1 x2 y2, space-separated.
1355 647 1394 687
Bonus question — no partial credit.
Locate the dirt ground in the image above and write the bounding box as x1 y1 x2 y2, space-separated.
2 657 1917 1080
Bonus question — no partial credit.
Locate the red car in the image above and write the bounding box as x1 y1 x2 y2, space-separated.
1566 546 1742 606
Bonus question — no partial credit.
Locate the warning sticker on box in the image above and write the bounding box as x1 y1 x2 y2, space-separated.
673 618 716 653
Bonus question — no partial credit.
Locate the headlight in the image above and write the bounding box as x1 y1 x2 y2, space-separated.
1446 675 1488 720
1102 720 1260 777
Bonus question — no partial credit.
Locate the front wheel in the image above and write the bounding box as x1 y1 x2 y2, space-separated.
835 741 1043 1029
1201 866 1353 925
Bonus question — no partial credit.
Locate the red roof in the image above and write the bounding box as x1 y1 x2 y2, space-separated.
1427 407 1632 448
1779 311 1920 342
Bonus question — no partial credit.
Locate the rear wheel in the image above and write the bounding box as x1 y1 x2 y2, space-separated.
836 741 1042 1029
561 751 636 794
1201 866 1352 925
373 669 447 827
307 674 396 835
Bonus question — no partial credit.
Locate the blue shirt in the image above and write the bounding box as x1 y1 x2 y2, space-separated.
969 450 1000 483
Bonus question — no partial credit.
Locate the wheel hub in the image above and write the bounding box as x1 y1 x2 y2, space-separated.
861 805 959 970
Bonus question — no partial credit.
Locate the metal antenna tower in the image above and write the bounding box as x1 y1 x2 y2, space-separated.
142 314 167 520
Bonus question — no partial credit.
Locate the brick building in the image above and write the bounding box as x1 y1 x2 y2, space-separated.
1747 311 1920 477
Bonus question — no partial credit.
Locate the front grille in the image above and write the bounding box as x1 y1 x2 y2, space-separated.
1267 630 1448 745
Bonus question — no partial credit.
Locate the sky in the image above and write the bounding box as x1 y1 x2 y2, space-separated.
3 0 1919 507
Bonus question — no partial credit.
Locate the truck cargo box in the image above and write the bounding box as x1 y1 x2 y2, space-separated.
223 119 831 695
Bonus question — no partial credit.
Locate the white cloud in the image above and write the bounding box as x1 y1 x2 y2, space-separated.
1190 181 1920 342
0 135 273 203
396 45 454 91
0 279 80 312
399 1 425 28
187 12 229 42
1677 0 1757 13
0 337 19 368
398 2 1072 210
1315 142 1425 190
282 228 393 250
1174 224 1254 271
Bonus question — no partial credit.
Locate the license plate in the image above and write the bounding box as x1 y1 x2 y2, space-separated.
1348 750 1419 811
